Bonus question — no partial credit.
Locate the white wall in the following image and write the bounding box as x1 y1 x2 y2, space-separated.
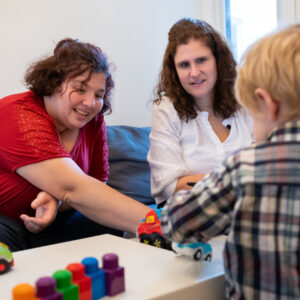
2 0 295 126
1 0 222 127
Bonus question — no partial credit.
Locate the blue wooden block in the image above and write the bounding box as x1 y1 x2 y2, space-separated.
81 257 106 299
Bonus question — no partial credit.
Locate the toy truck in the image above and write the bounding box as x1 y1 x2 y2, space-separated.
137 209 172 250
0 242 14 274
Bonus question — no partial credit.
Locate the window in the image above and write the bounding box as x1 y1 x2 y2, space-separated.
225 0 277 61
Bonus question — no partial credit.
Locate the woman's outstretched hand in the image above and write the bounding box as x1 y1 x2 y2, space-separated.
20 191 60 233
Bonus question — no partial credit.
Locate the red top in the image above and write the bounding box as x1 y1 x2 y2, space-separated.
0 91 109 222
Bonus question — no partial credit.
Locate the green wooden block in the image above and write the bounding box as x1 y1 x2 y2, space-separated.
53 270 79 300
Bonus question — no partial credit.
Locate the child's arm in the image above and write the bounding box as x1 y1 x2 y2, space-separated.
160 155 238 244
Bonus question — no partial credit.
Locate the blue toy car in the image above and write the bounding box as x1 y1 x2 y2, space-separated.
171 241 212 261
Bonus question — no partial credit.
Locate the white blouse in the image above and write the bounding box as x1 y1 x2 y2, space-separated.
147 97 254 204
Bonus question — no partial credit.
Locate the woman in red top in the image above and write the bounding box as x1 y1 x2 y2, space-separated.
0 38 151 251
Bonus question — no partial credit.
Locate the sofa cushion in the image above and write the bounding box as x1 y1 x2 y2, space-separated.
106 126 155 206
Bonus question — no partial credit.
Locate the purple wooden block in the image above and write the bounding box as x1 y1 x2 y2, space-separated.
101 253 125 296
36 276 63 300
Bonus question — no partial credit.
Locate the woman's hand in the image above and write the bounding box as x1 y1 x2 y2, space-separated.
20 191 59 233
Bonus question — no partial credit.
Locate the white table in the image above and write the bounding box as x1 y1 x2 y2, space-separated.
0 234 227 300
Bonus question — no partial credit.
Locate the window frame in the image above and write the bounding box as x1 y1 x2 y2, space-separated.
223 0 299 34
222 0 298 60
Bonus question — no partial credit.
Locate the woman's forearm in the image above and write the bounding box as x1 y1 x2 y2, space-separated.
174 174 206 194
65 175 151 233
17 157 152 234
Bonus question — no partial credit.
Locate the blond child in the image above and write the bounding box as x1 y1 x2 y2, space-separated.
161 24 300 299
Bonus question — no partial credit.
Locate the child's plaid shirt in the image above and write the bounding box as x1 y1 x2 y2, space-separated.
161 121 300 299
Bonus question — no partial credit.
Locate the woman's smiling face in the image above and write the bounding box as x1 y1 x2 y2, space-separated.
46 71 107 132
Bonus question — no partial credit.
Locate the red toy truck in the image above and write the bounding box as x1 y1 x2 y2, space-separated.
137 209 171 250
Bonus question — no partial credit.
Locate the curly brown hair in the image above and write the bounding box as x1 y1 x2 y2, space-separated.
155 18 239 121
24 38 114 115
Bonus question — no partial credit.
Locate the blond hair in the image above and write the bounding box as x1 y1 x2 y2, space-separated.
235 24 300 119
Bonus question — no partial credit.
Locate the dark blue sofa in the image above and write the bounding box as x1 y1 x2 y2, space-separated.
106 126 155 206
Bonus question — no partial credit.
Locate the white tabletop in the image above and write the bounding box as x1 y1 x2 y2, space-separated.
0 234 227 300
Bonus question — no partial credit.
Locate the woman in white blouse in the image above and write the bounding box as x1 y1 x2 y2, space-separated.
148 18 253 206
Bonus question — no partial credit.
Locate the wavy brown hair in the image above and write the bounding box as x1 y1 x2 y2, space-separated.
155 18 239 121
25 38 114 115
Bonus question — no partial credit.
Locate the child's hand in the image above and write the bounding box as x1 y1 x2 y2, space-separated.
20 191 59 233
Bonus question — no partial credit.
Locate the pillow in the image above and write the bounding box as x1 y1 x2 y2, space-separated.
106 126 155 206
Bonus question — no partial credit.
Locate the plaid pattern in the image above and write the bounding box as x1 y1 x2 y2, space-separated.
161 121 300 299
